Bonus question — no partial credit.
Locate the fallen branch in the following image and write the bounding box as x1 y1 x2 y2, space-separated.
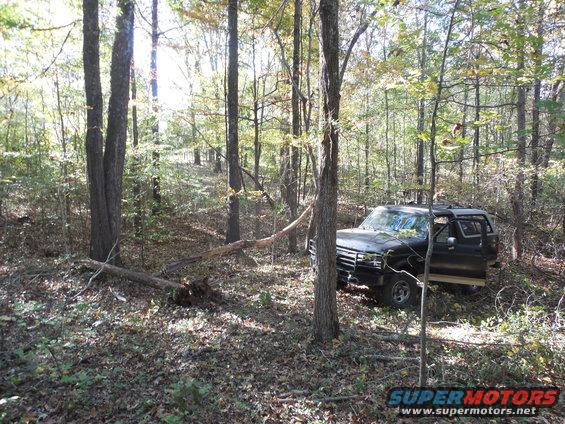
80 258 183 290
79 259 220 306
160 203 313 276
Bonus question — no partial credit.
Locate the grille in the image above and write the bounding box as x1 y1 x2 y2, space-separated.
310 240 382 271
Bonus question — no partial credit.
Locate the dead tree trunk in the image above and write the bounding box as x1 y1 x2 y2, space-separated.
162 204 313 275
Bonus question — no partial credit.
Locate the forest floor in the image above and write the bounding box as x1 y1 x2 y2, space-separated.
1 165 564 423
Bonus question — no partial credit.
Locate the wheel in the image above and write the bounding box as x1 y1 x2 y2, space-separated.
337 278 348 290
380 274 419 308
461 284 483 295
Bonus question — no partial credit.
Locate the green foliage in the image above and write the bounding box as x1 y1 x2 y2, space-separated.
168 378 211 413
258 291 273 308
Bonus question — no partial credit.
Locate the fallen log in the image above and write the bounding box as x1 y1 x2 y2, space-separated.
79 259 219 306
161 203 313 276
80 259 183 290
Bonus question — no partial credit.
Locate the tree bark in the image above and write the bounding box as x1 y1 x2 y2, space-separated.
130 59 143 237
81 258 182 290
420 0 459 386
415 13 427 204
287 0 302 253
458 87 469 185
542 75 563 168
472 71 480 187
313 0 340 342
103 0 135 263
512 0 527 261
225 0 241 243
150 0 161 212
83 0 113 261
530 3 544 207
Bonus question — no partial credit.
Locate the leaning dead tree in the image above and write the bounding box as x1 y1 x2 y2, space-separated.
161 203 313 275
78 204 313 300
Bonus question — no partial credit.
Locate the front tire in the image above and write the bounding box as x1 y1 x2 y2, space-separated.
380 274 419 308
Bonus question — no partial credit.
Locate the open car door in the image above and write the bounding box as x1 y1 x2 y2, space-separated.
430 217 490 286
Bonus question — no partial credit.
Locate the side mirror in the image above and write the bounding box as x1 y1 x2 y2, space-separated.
447 237 457 247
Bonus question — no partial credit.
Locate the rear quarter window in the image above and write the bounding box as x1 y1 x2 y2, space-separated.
458 215 493 237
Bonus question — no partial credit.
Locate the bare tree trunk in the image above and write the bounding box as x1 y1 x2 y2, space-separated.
287 0 302 253
364 91 370 190
415 13 427 204
313 0 340 342
511 0 527 261
458 87 469 185
251 28 262 238
420 0 459 386
530 2 544 207
384 88 391 196
225 0 241 243
150 0 161 212
82 0 112 261
191 110 201 165
473 71 480 188
214 146 222 173
130 59 143 238
102 0 135 263
542 74 563 168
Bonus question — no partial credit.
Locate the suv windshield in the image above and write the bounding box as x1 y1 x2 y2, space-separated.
360 208 428 238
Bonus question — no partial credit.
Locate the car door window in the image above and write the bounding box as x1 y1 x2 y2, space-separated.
433 217 450 243
457 215 492 238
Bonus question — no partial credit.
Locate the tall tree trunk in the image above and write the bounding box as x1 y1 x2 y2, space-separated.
458 87 469 185
303 0 319 252
225 0 241 243
287 0 302 253
214 146 222 173
420 0 459 386
511 0 527 260
192 111 201 165
83 0 112 261
251 28 262 238
313 0 339 342
473 72 480 187
103 0 135 263
150 0 161 212
384 88 391 196
530 3 544 207
542 75 563 168
130 59 143 236
82 0 134 262
415 13 427 204
54 73 71 223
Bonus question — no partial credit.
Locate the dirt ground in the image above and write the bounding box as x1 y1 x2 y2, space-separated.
1 168 563 423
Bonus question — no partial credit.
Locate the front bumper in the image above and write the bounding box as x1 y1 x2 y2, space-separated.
309 239 385 286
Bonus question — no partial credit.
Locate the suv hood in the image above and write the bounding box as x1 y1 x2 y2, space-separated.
336 228 408 253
